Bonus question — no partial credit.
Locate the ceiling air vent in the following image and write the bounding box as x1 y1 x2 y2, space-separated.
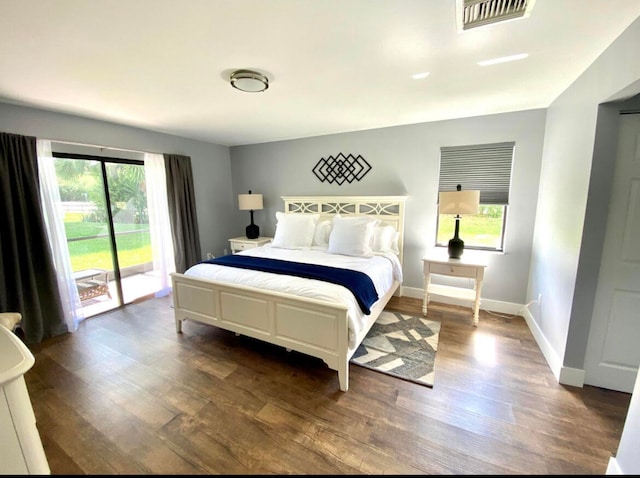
458 0 536 31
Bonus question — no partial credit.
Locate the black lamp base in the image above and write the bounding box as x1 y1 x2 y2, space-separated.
245 209 260 239
448 215 464 259
246 223 259 239
448 237 464 259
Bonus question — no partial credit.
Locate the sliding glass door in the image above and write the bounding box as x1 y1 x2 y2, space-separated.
105 161 159 305
53 153 165 317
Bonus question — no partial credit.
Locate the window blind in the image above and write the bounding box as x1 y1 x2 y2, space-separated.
439 141 514 204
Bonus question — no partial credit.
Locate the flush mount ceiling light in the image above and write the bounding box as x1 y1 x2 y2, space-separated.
230 69 269 93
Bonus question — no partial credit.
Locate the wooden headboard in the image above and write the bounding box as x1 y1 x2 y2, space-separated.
281 195 408 265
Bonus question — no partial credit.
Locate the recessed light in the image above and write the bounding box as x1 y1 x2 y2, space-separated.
411 72 430 79
477 53 529 66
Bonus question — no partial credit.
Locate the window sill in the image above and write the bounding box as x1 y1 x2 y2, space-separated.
433 245 506 256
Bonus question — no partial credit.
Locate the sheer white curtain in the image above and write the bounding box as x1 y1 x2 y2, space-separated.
36 140 84 332
144 152 176 296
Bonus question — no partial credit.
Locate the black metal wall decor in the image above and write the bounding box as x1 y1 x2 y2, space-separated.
312 153 372 185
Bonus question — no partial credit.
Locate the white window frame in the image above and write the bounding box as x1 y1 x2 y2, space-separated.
436 141 514 252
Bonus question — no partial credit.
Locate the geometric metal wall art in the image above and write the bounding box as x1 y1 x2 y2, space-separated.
312 153 372 185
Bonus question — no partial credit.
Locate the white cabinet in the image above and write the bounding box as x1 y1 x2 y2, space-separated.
0 324 50 474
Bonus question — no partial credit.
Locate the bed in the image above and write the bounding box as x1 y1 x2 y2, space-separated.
170 195 407 391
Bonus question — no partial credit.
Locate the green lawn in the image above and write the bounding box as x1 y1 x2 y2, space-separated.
437 214 503 248
65 222 152 271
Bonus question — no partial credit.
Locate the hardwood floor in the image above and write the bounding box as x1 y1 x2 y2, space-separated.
24 295 631 475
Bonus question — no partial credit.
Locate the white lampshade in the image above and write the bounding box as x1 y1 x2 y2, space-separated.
439 190 480 215
238 193 263 211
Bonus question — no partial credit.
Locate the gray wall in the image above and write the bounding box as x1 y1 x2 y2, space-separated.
528 17 640 372
0 102 234 259
230 109 546 305
526 17 640 470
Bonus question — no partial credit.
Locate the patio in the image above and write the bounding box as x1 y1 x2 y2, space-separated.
79 270 166 317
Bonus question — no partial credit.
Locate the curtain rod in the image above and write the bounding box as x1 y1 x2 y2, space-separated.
42 138 161 155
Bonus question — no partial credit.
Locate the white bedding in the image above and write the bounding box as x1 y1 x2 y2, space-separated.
184 245 403 349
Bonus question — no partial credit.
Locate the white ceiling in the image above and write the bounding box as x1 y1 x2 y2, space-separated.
1 0 640 147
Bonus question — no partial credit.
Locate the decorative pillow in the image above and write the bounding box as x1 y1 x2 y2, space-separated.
312 220 332 247
372 224 400 254
271 212 319 249
328 215 379 257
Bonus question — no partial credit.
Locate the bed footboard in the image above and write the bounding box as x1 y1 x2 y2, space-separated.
171 272 353 390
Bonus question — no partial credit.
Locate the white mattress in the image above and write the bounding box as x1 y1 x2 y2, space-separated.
184 245 403 349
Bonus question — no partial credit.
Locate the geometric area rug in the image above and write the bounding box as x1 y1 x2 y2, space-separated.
350 311 441 387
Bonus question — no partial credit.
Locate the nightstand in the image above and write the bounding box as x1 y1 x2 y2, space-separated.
229 236 272 254
422 250 487 326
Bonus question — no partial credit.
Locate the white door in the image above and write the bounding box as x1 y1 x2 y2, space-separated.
584 113 640 393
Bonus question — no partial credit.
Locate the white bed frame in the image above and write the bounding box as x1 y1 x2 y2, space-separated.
170 195 407 391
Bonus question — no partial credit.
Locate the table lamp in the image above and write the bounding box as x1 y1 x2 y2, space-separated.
238 190 264 239
439 184 480 259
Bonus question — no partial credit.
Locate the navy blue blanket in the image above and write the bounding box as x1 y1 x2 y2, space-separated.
202 254 378 315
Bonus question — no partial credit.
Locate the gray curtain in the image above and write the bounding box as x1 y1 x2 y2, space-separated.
164 154 202 273
0 132 68 343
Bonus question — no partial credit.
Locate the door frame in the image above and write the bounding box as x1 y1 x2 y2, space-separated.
583 111 640 392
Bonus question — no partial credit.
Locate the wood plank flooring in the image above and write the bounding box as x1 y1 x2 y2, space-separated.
24 295 631 474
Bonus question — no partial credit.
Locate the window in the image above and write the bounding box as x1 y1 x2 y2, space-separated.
436 141 514 252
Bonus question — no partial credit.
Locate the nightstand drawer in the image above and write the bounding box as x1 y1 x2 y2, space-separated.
428 262 477 278
228 236 273 253
232 241 251 251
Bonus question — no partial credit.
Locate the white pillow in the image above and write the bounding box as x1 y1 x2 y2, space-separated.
328 215 379 257
372 224 400 254
271 212 319 249
312 220 332 247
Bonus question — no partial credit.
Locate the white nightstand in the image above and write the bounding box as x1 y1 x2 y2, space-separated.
422 250 487 326
228 236 272 254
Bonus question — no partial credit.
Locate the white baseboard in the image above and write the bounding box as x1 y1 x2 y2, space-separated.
402 286 527 315
606 456 622 475
521 307 585 387
400 286 423 300
402 286 584 388
521 307 562 382
558 366 585 388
